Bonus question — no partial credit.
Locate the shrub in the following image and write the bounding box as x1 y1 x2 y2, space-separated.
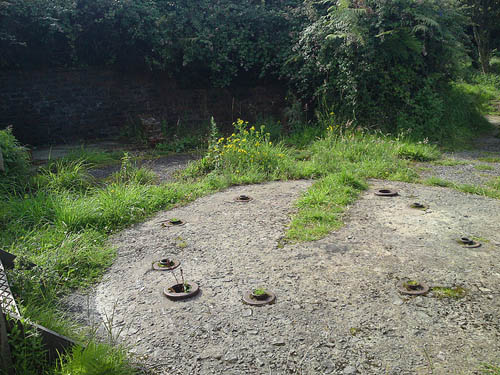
195 119 297 181
287 0 468 139
0 126 31 195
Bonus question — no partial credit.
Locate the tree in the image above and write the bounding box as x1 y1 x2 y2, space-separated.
287 0 468 139
461 0 500 73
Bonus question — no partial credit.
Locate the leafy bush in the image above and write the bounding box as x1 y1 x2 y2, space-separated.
0 0 304 87
0 126 31 195
192 119 297 182
287 0 468 138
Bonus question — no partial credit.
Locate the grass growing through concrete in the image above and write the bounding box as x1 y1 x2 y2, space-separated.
431 158 468 166
431 286 466 299
184 122 439 242
475 164 495 171
482 364 500 375
478 156 500 163
423 176 500 199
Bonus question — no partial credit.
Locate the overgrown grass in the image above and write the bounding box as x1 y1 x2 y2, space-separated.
1 98 497 372
182 121 438 242
475 164 494 171
54 342 136 375
478 156 500 163
431 158 468 166
0 156 228 374
458 72 500 115
55 147 125 167
423 176 500 199
32 160 95 193
0 126 31 195
284 130 433 241
437 83 493 150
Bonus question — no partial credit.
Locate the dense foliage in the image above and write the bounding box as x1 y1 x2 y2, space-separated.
0 0 498 139
286 0 473 139
0 126 31 194
0 0 303 86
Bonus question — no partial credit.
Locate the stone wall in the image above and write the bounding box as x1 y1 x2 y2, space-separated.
0 69 286 145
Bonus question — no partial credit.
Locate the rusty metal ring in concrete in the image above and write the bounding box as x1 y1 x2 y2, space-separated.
242 291 276 306
410 202 428 210
161 219 185 227
459 237 481 248
397 280 430 296
374 189 398 197
152 259 180 271
163 282 199 300
234 195 253 202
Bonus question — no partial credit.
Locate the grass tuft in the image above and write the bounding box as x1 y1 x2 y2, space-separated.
431 286 466 299
478 156 500 163
54 342 136 375
474 164 494 171
431 158 468 166
33 160 95 193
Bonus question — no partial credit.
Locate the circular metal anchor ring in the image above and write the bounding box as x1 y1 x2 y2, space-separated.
397 280 430 296
152 259 180 271
374 189 398 197
410 202 428 209
242 291 276 306
164 282 200 300
161 219 185 227
234 195 253 202
458 237 481 248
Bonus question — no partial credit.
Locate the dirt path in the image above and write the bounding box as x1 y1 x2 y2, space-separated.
418 115 500 187
64 118 500 375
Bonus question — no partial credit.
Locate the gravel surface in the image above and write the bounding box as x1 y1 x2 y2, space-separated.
418 116 500 186
65 180 500 375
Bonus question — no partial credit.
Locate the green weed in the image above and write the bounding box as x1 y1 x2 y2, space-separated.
54 342 136 375
6 316 49 375
33 160 95 193
482 364 500 375
423 177 500 199
396 142 440 162
478 156 500 163
423 177 455 188
0 126 32 195
474 164 494 171
57 147 124 167
431 159 468 166
431 286 466 299
286 172 367 241
108 153 157 185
